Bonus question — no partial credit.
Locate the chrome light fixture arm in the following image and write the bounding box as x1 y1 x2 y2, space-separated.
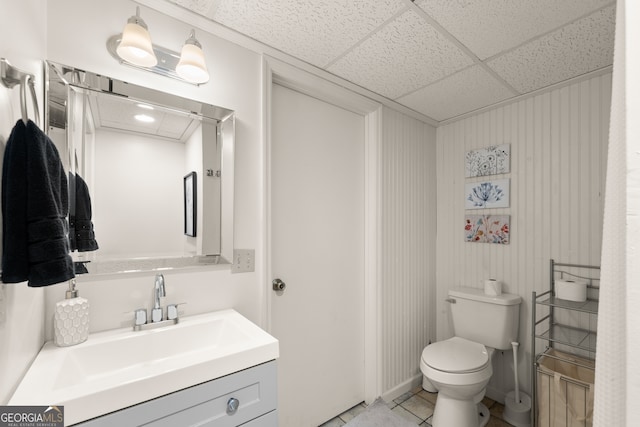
108 7 209 85
107 34 202 85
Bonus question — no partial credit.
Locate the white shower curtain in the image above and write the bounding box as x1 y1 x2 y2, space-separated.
594 0 640 425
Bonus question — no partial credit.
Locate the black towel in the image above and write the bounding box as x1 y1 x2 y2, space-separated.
69 173 99 252
2 119 74 286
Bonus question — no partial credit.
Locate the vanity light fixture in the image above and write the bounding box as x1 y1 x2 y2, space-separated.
176 30 210 84
116 7 157 67
107 8 210 85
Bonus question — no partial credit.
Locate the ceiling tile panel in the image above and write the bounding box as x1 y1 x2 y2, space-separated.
327 10 473 100
181 0 406 68
174 0 218 16
396 65 514 121
486 6 615 94
414 0 613 60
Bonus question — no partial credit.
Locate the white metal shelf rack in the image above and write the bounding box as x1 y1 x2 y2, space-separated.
531 259 599 426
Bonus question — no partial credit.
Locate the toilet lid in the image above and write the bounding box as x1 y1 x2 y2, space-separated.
422 337 489 373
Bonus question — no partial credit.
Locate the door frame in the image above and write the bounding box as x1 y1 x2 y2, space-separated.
262 55 382 404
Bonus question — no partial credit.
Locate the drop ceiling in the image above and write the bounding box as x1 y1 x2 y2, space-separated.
167 0 615 122
88 92 200 142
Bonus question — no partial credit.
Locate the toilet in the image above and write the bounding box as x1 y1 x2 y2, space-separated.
420 287 521 427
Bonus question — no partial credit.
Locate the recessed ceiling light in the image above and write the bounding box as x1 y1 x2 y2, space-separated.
134 114 155 123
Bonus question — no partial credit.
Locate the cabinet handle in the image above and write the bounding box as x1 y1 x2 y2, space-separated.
227 397 240 415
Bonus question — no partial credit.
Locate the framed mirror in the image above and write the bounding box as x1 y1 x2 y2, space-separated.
45 61 234 275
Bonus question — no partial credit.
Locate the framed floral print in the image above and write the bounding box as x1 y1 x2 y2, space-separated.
465 144 510 177
464 215 510 244
465 179 510 209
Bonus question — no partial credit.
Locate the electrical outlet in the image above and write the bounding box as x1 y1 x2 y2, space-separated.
232 249 255 274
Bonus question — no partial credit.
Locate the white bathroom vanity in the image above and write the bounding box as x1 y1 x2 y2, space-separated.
9 309 279 426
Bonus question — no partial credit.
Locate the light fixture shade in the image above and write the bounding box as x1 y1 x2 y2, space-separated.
176 30 209 84
116 8 157 67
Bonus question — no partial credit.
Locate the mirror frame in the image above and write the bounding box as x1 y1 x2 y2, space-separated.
45 61 235 275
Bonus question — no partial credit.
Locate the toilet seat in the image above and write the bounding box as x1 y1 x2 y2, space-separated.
421 337 489 374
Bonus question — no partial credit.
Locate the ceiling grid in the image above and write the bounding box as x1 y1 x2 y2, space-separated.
169 0 615 122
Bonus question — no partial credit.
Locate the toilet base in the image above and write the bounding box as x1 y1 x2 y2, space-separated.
431 396 490 427
478 403 490 427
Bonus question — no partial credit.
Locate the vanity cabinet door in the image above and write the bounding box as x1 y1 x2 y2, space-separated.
74 361 277 427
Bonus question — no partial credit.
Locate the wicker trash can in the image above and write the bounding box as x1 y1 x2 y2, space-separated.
536 349 595 427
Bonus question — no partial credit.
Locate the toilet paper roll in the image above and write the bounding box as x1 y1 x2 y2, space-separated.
555 279 587 302
484 279 502 296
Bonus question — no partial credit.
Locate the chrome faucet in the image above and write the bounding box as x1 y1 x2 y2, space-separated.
151 273 166 323
132 273 183 330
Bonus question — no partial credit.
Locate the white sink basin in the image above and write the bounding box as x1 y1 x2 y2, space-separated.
9 309 279 426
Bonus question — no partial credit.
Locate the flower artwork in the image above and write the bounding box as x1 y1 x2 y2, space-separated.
463 144 511 243
465 179 510 209
465 144 510 177
464 215 510 244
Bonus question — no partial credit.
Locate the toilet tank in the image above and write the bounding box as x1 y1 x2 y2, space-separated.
448 287 521 350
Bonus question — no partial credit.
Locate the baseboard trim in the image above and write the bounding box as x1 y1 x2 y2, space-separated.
380 374 424 403
485 384 507 405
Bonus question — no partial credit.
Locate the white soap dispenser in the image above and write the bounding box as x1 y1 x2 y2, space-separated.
54 279 90 347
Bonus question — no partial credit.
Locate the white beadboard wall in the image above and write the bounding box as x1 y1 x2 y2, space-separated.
379 107 437 395
435 72 612 400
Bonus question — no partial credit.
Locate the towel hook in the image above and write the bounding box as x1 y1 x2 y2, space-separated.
20 74 40 127
1 58 40 127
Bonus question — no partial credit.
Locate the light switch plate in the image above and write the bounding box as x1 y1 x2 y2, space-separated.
232 249 255 274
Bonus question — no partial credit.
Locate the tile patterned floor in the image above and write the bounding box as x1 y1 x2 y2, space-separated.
319 386 516 426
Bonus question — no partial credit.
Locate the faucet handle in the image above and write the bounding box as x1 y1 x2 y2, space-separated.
167 303 186 321
134 309 147 326
151 307 163 323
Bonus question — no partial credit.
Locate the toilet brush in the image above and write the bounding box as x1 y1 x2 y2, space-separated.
513 342 521 403
503 341 531 427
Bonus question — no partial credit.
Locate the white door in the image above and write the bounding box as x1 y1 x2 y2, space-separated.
269 84 365 427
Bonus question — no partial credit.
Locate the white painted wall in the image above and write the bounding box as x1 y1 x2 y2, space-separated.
379 107 437 396
0 0 48 404
93 130 186 257
436 72 612 401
